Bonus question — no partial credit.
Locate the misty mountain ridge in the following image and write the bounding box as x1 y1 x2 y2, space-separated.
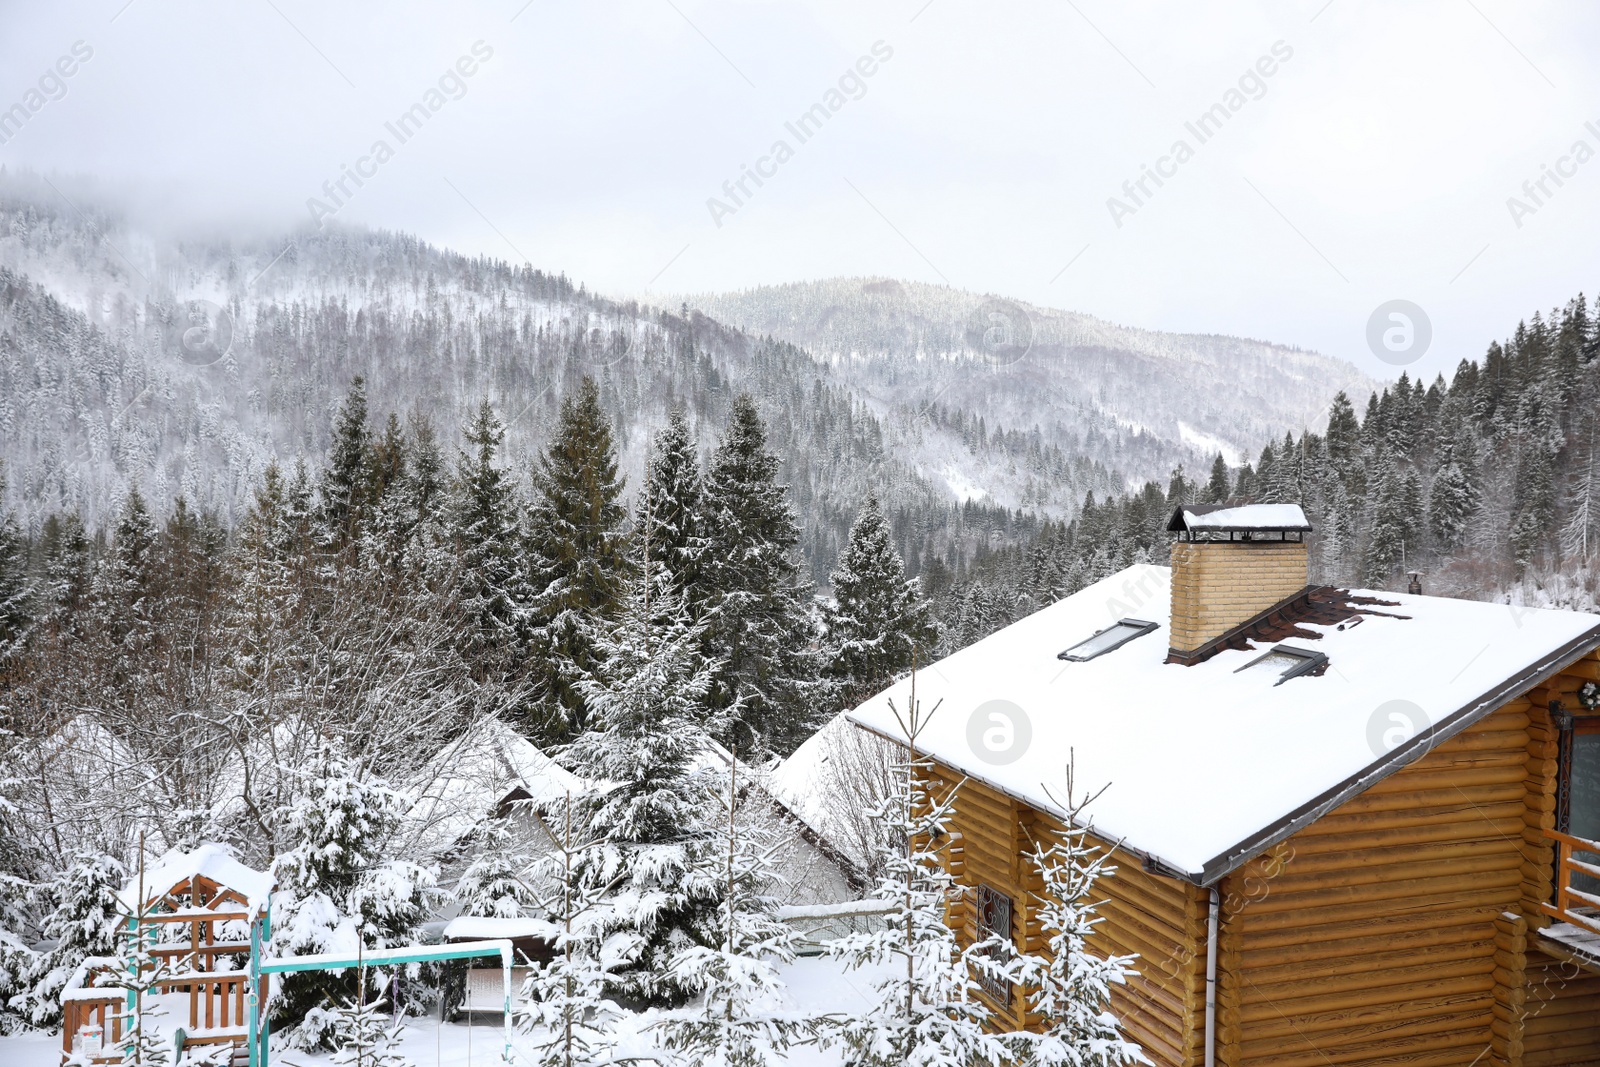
682 277 1376 484
0 177 1366 584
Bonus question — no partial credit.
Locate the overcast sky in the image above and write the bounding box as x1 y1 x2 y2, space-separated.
1 0 1597 383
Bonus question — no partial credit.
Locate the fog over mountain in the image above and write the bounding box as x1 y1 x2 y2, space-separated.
0 176 1369 583
684 277 1376 490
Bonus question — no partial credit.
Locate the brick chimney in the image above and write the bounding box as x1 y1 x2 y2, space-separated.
1166 504 1312 663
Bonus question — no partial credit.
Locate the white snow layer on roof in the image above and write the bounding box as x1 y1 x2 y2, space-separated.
768 713 876 868
847 564 1600 880
407 718 587 852
442 915 559 941
1182 503 1309 529
120 844 273 912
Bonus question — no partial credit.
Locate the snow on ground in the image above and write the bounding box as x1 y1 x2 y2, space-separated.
0 957 894 1067
1176 422 1241 466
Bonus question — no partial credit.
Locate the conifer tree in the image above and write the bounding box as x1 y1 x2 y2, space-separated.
268 749 437 1050
455 820 538 920
827 693 1003 1067
0 467 32 661
25 852 126 1028
700 395 822 755
518 792 625 1067
823 496 939 710
98 488 158 649
1203 453 1230 504
561 567 722 1006
1364 451 1407 585
661 755 807 1067
328 964 410 1067
319 377 374 552
1429 433 1479 550
969 768 1140 1067
40 512 92 630
527 378 631 736
638 408 705 596
0 864 31 1036
451 401 531 667
372 410 448 571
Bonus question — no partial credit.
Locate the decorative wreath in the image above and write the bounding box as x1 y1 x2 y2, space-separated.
1580 680 1600 711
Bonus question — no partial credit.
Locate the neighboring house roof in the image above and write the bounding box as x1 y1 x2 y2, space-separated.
441 915 559 942
119 843 273 913
768 713 878 872
407 717 587 854
847 563 1600 886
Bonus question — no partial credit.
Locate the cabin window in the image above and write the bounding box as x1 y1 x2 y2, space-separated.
1058 618 1159 662
1233 643 1328 686
973 884 1014 1003
1558 715 1600 897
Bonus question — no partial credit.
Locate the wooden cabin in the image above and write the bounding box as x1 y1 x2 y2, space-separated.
849 504 1600 1067
61 845 271 1065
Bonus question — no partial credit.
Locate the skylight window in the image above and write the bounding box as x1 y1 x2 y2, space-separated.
1058 618 1158 662
1233 644 1328 686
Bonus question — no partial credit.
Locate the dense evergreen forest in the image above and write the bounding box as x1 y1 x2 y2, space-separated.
0 190 1102 598
930 293 1600 650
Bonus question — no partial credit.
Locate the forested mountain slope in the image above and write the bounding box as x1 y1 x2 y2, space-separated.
930 293 1600 648
683 277 1376 500
0 188 1046 586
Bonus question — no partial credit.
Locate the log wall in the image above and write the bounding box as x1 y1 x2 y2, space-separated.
1217 705 1528 1065
928 765 1210 1065
926 649 1600 1066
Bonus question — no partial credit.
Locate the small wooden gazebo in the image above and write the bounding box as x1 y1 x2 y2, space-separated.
61 845 272 1065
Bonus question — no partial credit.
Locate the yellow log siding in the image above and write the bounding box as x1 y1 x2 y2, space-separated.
1219 705 1529 1066
927 766 1210 1066
924 648 1600 1066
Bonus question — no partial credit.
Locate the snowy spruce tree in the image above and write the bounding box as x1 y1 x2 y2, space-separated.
699 394 823 755
0 779 35 1036
318 377 376 554
527 377 632 737
518 792 626 1067
328 965 410 1067
1203 453 1231 504
824 496 939 711
268 749 437 1051
24 851 126 1029
455 819 539 920
0 465 33 661
967 768 1140 1067
661 754 808 1067
638 408 707 600
827 690 1004 1067
560 563 723 1007
451 401 533 671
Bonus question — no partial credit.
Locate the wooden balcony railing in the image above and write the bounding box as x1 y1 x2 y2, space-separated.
1542 828 1600 935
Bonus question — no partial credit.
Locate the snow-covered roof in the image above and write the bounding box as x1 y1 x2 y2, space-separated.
120 844 273 913
406 718 588 853
847 564 1600 885
1169 503 1311 532
768 713 878 869
441 915 559 941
